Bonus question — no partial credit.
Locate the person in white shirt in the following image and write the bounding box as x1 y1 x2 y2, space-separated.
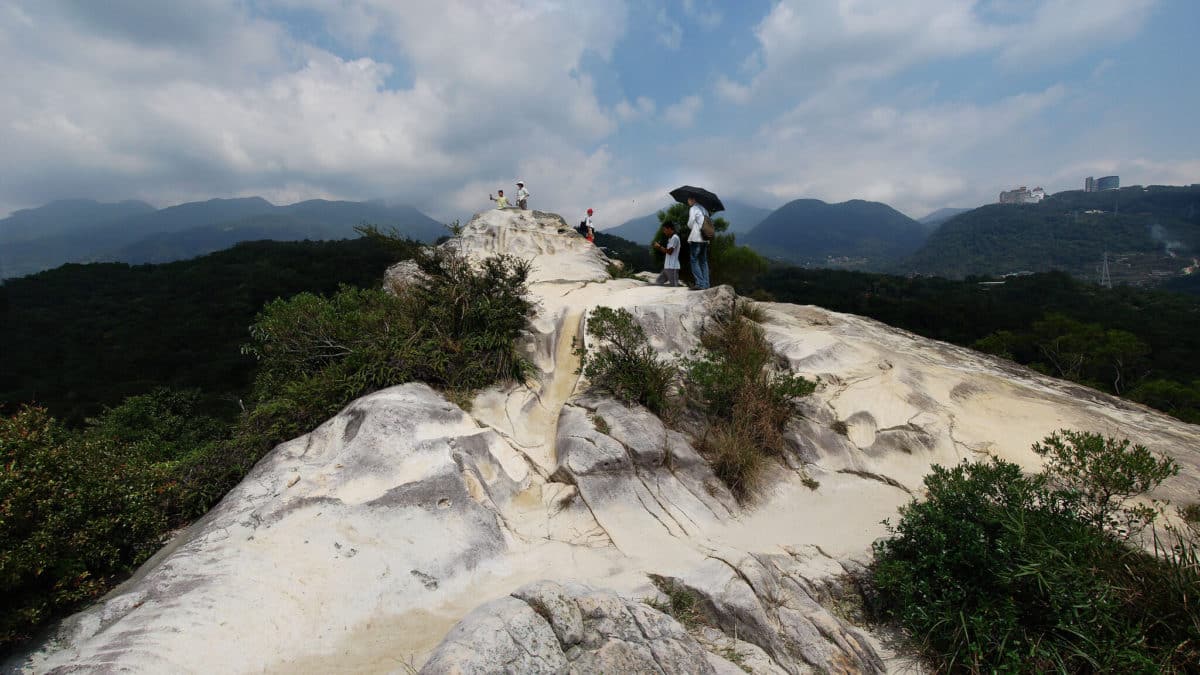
652 222 681 287
515 181 530 210
686 197 710 289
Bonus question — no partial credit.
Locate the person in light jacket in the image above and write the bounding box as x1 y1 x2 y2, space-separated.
686 197 710 289
515 181 530 210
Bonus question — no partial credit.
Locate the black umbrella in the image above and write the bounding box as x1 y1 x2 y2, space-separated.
669 185 724 214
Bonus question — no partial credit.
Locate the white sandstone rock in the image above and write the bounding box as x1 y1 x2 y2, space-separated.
13 208 1200 674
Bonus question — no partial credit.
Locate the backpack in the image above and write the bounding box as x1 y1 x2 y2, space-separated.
701 215 716 241
577 220 589 236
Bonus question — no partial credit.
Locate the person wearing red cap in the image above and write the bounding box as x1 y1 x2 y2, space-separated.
581 208 595 243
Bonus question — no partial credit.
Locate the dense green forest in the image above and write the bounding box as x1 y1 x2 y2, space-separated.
754 268 1200 422
0 237 413 425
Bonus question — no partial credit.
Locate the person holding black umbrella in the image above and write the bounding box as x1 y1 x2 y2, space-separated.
685 196 710 289
669 185 722 290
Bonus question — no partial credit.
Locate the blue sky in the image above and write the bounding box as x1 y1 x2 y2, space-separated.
1 0 1197 228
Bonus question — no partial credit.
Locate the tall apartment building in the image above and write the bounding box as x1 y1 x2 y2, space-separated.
1084 175 1119 192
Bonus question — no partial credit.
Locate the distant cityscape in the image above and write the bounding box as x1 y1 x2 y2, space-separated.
998 175 1120 204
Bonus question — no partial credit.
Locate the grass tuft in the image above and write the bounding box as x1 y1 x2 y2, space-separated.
646 576 706 629
685 303 816 500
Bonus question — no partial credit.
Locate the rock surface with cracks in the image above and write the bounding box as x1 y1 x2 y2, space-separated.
11 208 1200 674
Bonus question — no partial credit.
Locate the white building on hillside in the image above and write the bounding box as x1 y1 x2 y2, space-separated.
999 186 1045 204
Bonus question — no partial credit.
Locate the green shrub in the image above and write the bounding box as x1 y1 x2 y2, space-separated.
83 388 228 464
873 440 1198 672
577 306 676 415
1033 429 1178 536
0 406 175 646
684 303 815 499
185 246 535 517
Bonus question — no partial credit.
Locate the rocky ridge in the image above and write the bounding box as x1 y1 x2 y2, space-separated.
11 207 1200 673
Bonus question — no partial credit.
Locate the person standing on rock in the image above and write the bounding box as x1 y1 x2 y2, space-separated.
515 181 530 210
489 189 509 209
583 208 595 243
686 196 710 289
652 222 681 287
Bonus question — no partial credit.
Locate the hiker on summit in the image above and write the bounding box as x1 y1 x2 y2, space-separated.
686 196 710 290
489 190 509 209
515 181 530 210
581 208 595 243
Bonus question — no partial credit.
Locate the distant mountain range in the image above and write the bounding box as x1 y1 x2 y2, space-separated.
8 185 1197 285
903 185 1200 281
0 199 155 244
741 198 928 268
0 198 444 278
603 200 771 243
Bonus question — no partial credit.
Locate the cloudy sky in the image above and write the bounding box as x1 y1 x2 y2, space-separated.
2 0 1198 226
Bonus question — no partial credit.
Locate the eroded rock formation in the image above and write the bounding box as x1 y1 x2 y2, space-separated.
12 208 1200 673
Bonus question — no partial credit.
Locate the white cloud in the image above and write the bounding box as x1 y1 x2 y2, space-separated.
666 84 1072 218
721 0 1155 103
998 0 1156 66
681 0 722 29
656 8 683 50
615 96 657 122
0 0 630 221
714 76 751 104
663 95 702 127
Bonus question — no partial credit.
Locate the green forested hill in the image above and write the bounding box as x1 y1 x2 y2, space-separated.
0 237 415 424
741 198 927 268
904 185 1200 279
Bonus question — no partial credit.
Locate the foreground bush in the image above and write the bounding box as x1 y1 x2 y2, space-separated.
0 407 175 646
873 439 1197 672
183 246 534 517
579 301 814 499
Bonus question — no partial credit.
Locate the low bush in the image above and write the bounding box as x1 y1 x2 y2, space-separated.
577 306 675 415
685 302 815 499
873 437 1198 672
